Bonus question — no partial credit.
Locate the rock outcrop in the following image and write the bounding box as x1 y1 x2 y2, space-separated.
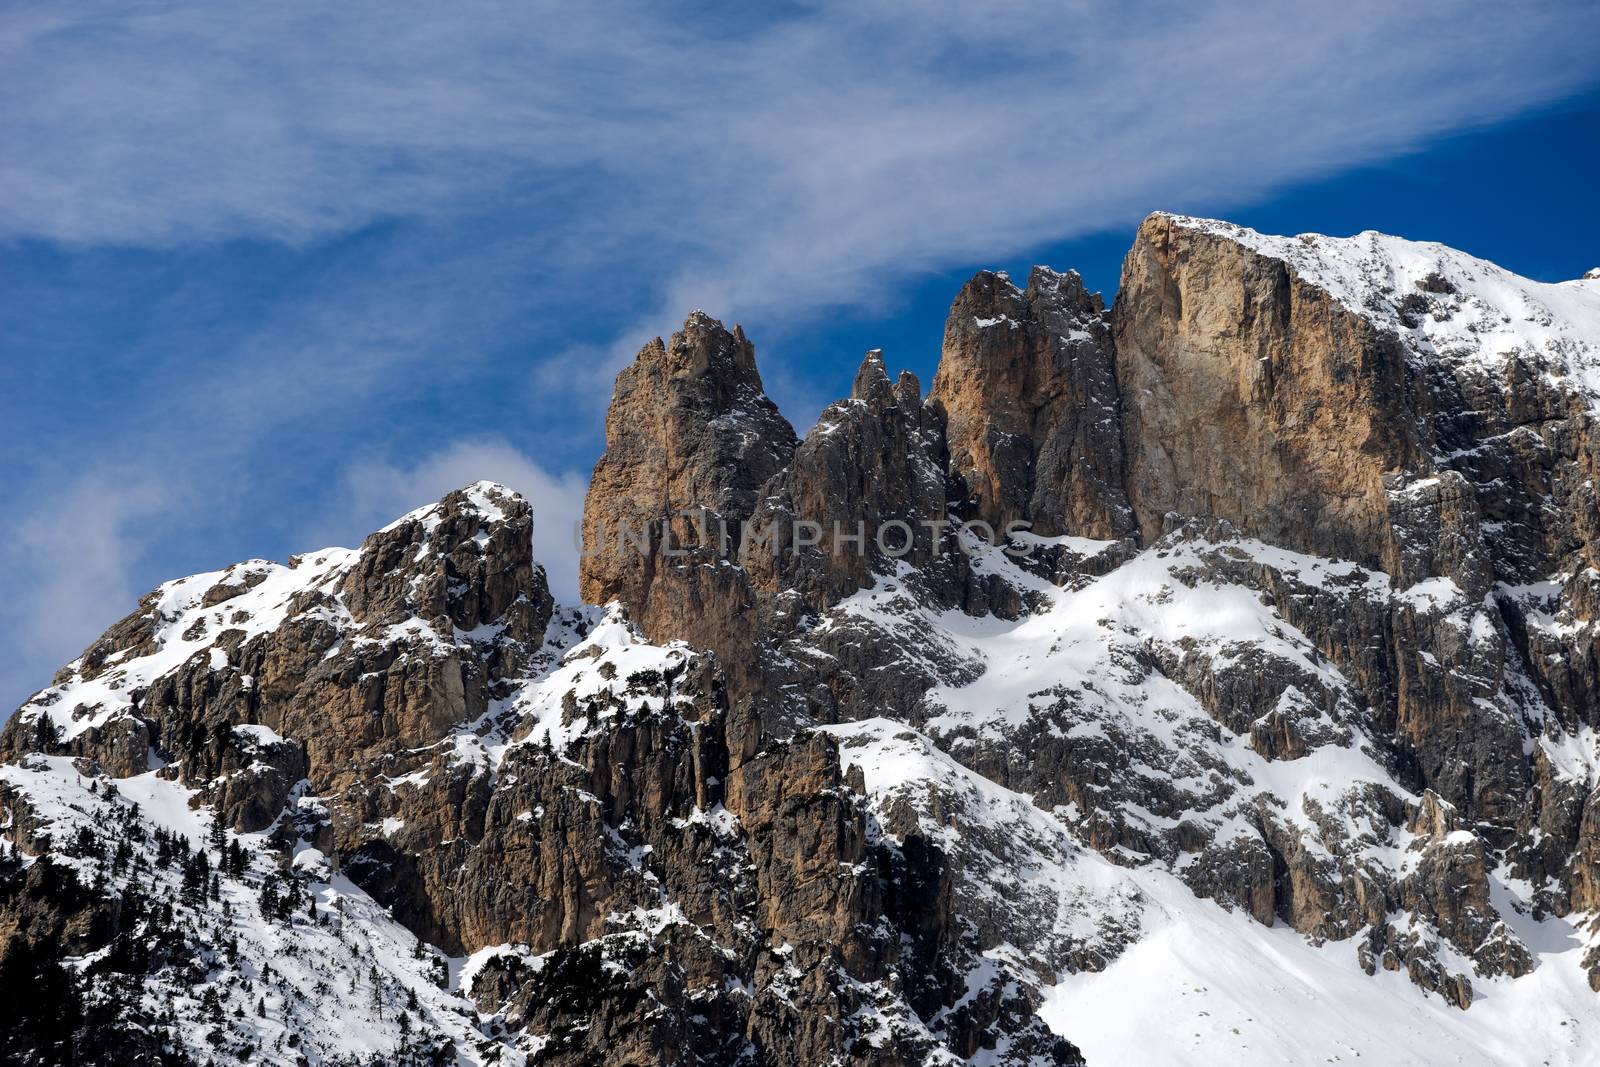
744 350 954 616
1115 213 1421 574
1115 212 1600 597
931 267 1134 540
579 312 799 693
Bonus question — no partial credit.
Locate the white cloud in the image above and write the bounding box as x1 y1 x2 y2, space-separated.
0 469 178 707
9 2 1598 398
313 439 589 604
5 4 1597 323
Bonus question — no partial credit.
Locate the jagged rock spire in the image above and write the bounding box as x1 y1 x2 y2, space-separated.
851 348 893 406
579 311 796 594
578 312 798 687
929 266 1134 539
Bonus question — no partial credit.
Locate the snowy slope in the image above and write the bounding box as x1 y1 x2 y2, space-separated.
0 754 503 1065
0 598 715 1065
1042 869 1597 1067
799 523 1600 1064
826 721 1598 1066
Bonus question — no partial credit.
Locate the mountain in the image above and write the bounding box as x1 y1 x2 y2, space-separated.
3 214 1599 1065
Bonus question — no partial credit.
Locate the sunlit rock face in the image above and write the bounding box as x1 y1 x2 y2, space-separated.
932 265 1134 541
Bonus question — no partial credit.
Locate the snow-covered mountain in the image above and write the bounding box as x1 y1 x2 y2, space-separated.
4 215 1600 1065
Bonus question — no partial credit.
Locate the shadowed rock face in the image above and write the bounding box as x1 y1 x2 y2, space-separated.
744 350 955 614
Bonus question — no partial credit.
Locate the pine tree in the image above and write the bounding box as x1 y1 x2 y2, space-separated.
0 933 83 1063
226 839 246 878
179 848 213 908
209 814 227 857
33 711 60 751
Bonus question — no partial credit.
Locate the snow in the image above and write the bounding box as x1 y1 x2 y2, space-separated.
1538 725 1600 787
0 756 517 1065
16 548 359 744
233 723 286 748
463 480 513 522
110 763 216 845
1161 213 1600 401
806 520 1600 1062
494 605 695 757
923 533 1369 740
822 712 1598 1066
459 943 545 997
9 438 1600 1063
1041 864 1597 1066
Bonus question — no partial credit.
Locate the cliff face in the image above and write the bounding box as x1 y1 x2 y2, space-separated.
578 312 799 695
1112 212 1600 835
4 215 1600 1065
1115 213 1600 597
1114 214 1418 571
931 266 1133 540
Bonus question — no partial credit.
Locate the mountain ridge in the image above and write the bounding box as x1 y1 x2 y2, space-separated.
4 212 1600 1065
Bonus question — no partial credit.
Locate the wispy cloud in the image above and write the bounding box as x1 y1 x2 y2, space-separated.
9 1 1598 381
0 467 179 706
8 4 1598 269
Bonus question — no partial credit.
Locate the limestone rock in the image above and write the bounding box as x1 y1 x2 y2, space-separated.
931 267 1133 539
578 312 798 690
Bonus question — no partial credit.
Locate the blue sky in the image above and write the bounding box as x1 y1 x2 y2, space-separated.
3 1 1599 710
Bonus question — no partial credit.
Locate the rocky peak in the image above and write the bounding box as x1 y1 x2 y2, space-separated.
930 265 1133 539
3 481 554 798
894 367 922 409
10 215 1600 1065
579 314 795 603
1025 263 1103 311
341 480 550 646
852 347 894 406
585 311 797 529
1115 211 1409 570
652 308 761 385
744 348 953 619
577 314 800 695
1112 210 1600 588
